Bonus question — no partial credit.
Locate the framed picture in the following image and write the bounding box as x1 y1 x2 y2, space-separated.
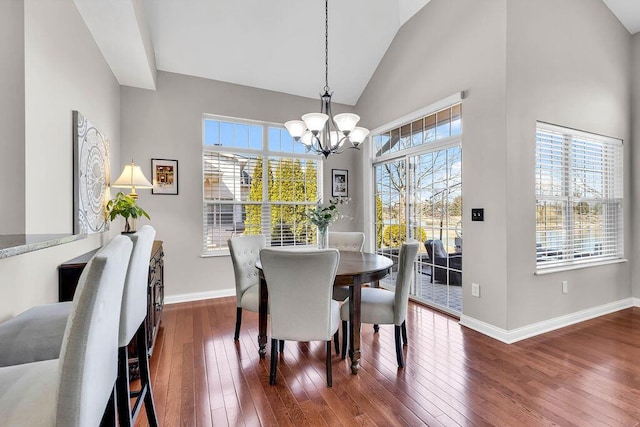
151 159 178 195
332 169 348 197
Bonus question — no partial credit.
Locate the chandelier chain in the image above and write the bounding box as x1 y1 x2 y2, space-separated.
324 0 329 92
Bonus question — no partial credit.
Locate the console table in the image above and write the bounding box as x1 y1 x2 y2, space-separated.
58 240 165 357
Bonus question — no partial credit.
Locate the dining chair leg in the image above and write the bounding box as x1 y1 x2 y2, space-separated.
341 321 348 360
116 346 131 426
395 325 404 368
117 322 159 427
333 331 340 354
269 338 278 385
279 340 285 352
100 386 117 427
373 324 379 333
137 322 159 427
401 320 408 345
234 307 242 341
325 341 333 387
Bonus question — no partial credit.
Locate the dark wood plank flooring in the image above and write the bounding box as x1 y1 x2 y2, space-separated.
135 298 640 426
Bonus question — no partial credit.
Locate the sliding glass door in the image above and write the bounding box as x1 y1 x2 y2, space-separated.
372 104 462 314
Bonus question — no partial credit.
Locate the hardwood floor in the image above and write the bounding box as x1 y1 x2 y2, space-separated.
136 298 640 426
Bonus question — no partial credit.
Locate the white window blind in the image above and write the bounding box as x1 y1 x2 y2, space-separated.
202 116 320 254
535 122 623 270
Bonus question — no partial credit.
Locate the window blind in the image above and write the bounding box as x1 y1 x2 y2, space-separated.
535 123 623 269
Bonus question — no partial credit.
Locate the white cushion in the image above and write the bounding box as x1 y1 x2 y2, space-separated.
240 284 259 312
0 359 58 426
340 287 395 325
0 302 71 367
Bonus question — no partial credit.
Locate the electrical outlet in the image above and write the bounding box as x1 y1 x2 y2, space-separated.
471 282 480 297
562 280 568 294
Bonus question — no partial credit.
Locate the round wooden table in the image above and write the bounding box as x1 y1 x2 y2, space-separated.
256 250 393 374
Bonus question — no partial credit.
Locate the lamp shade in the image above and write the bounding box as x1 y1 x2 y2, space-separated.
348 127 370 145
284 120 307 139
302 113 329 132
333 113 360 132
113 161 152 194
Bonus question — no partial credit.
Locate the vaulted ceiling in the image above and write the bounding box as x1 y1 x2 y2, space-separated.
75 0 640 106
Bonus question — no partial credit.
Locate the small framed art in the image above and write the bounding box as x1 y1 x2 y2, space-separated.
151 158 178 195
331 169 348 197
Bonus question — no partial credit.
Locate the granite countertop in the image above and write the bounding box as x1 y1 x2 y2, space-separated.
0 234 86 259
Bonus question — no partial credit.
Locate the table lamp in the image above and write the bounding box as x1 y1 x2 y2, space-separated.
112 160 152 199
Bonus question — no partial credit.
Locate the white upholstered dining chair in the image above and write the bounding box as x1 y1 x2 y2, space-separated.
228 234 266 341
0 234 132 426
340 240 420 368
260 248 340 387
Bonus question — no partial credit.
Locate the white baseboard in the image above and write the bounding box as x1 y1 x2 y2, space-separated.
165 288 235 305
460 297 635 344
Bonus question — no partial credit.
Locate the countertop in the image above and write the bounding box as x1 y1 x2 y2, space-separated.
0 234 86 259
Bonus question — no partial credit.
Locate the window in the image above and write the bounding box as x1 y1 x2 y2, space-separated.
535 122 623 270
203 116 320 254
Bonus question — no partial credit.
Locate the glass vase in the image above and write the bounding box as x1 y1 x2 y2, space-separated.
317 226 328 249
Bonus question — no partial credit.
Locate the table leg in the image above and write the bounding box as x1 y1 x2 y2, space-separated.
348 277 362 374
258 274 268 358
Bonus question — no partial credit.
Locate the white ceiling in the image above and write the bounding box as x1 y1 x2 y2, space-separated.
78 0 639 106
142 0 431 105
602 0 640 35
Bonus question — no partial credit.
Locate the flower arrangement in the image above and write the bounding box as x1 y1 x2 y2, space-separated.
307 197 350 248
307 201 338 229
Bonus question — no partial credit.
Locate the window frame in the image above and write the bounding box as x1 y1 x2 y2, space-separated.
202 114 322 256
535 121 623 271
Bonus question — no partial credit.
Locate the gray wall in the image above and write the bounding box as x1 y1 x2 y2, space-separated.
356 0 510 328
632 33 640 297
0 0 25 234
120 71 357 299
356 0 632 331
504 0 631 329
0 0 120 321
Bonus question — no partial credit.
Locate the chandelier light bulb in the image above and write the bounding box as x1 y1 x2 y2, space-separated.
301 131 314 146
284 120 306 139
302 113 329 132
333 113 360 133
349 127 370 145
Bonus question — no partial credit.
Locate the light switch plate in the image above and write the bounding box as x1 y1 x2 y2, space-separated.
471 208 484 221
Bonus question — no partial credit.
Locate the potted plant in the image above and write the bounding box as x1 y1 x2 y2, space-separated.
105 191 150 233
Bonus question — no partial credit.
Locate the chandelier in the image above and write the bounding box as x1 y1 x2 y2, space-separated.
284 0 369 158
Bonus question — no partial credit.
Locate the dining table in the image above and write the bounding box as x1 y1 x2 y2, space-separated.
255 250 394 374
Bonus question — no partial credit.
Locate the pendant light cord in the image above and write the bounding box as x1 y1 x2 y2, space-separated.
324 0 329 92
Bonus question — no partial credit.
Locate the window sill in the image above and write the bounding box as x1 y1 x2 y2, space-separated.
535 258 627 275
201 251 230 258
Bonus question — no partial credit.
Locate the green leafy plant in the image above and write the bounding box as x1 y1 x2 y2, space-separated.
105 192 150 233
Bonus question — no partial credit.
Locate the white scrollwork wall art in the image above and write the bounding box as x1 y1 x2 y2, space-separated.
73 111 110 234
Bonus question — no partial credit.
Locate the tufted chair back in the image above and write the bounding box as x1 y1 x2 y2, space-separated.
228 235 267 307
328 232 365 252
